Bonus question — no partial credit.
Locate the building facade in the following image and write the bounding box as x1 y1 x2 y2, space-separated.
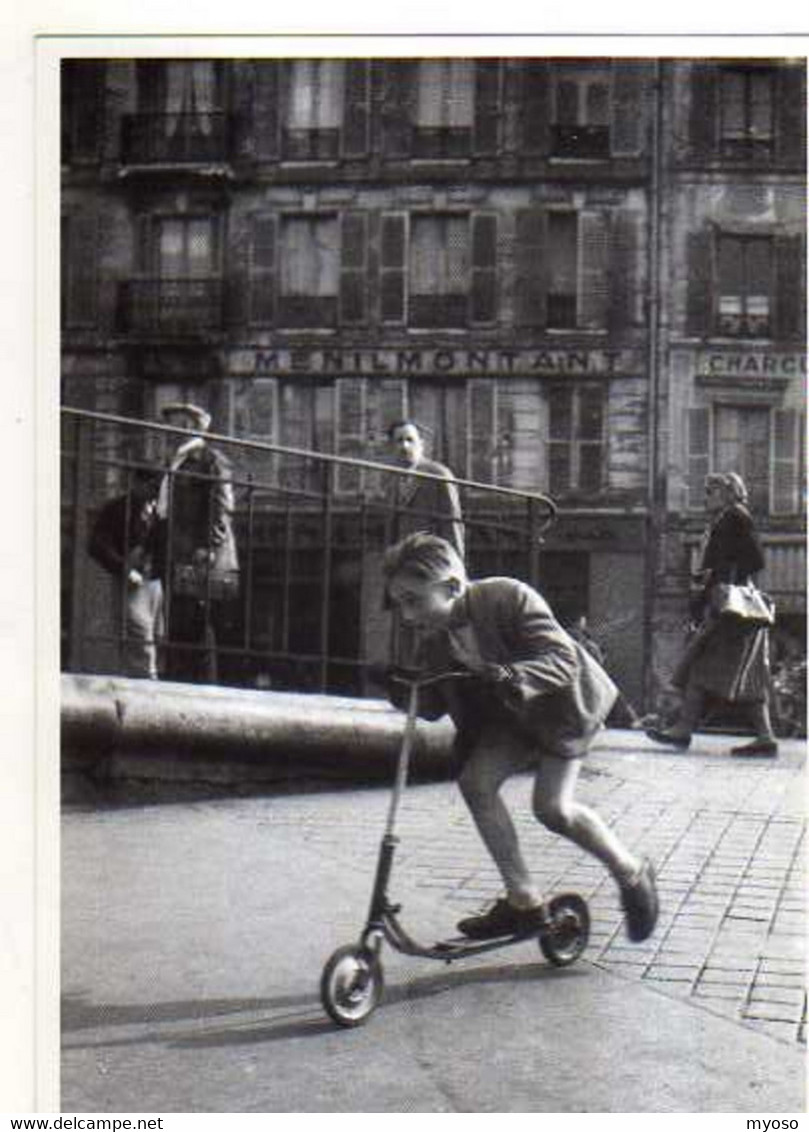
651 59 807 705
60 57 806 708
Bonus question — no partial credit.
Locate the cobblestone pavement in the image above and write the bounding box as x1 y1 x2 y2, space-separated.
264 731 807 1048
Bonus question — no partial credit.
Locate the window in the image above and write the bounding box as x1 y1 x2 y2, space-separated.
719 67 775 160
128 62 226 163
410 215 469 327
523 210 609 332
551 65 610 158
686 404 804 515
283 61 345 160
717 235 773 337
126 215 220 335
547 385 606 496
413 60 474 158
404 213 497 328
278 215 339 328
546 213 578 328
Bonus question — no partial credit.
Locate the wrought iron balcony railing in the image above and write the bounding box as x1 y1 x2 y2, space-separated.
121 112 234 166
118 278 224 337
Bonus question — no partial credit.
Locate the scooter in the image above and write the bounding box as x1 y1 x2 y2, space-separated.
320 670 591 1027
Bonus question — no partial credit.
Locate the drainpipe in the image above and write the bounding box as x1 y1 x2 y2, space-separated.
641 59 665 713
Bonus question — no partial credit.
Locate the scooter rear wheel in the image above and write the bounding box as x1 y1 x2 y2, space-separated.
539 893 590 967
320 945 384 1027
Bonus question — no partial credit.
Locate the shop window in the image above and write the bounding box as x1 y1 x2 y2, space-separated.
719 67 775 160
547 385 605 496
283 60 345 161
405 213 497 328
278 215 339 328
551 65 610 159
717 235 773 337
413 59 474 158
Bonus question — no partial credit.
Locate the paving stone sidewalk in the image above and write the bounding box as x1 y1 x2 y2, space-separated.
268 730 806 1047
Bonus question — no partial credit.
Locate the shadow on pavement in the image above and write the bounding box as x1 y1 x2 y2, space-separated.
63 959 589 1051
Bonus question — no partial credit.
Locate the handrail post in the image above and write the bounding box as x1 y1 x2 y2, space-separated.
319 461 335 691
68 416 93 672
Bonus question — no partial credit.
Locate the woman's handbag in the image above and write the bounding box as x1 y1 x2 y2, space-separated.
711 581 775 626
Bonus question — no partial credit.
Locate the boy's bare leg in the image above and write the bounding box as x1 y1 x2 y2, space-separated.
532 755 642 885
457 738 543 908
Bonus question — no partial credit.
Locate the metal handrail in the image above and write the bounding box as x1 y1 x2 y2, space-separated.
60 406 558 532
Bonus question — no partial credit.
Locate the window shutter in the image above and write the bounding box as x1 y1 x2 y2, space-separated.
687 407 711 509
339 212 368 325
775 65 806 166
521 62 550 154
468 379 497 484
686 230 714 337
63 213 99 328
343 60 370 157
62 61 104 163
473 60 500 155
610 61 646 156
515 209 546 327
248 213 277 326
379 212 407 324
579 211 609 330
365 378 408 493
380 61 413 157
237 379 278 488
253 62 280 160
608 210 640 332
470 213 497 325
774 235 805 341
689 64 718 162
336 377 367 493
772 408 800 515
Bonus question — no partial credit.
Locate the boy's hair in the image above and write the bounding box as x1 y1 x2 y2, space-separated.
383 532 467 587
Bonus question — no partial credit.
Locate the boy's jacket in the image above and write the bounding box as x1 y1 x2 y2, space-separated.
404 577 618 760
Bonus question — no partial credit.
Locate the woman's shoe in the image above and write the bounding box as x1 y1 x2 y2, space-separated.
645 727 691 750
730 738 778 757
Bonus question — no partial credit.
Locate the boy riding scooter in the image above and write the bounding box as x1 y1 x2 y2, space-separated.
384 533 659 944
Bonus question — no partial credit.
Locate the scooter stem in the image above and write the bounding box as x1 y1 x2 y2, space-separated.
384 681 419 838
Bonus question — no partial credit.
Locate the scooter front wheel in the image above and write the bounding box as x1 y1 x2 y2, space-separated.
320 945 384 1027
539 893 590 967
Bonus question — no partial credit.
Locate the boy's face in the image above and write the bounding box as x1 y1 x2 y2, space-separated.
388 573 459 631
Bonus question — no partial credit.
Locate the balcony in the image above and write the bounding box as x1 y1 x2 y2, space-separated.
281 128 340 162
550 124 611 160
409 293 468 328
119 279 223 338
411 127 472 160
121 113 234 166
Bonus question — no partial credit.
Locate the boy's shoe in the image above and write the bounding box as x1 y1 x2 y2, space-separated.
456 897 545 940
621 859 659 942
645 727 691 750
731 738 778 757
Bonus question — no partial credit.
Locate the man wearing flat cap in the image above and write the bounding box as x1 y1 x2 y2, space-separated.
155 402 240 683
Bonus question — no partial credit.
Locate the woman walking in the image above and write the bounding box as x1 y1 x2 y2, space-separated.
646 472 778 757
